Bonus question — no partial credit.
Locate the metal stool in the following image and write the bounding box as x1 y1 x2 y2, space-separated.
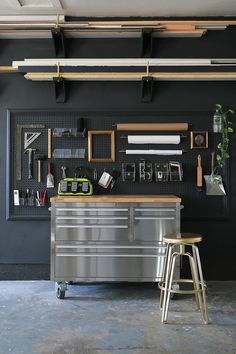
159 233 209 324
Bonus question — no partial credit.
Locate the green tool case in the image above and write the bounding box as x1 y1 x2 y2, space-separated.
58 178 93 196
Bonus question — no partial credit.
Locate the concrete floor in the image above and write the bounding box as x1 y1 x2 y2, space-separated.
0 281 235 354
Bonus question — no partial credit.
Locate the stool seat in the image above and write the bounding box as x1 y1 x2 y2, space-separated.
163 232 202 244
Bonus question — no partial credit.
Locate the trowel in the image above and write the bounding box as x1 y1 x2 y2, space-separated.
204 152 226 196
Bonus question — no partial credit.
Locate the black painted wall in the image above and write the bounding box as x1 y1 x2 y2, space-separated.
0 28 236 280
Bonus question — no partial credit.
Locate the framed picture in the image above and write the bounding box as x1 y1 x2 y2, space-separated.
190 131 208 149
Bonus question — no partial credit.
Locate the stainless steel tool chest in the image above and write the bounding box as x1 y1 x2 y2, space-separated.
50 196 181 298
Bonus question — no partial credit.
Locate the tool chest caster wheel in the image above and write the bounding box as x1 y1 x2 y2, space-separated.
55 282 67 299
56 288 65 299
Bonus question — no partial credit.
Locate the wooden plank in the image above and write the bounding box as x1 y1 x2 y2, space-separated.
48 128 52 159
197 154 203 188
0 66 17 72
1 20 236 29
24 71 236 81
50 195 182 203
116 123 188 131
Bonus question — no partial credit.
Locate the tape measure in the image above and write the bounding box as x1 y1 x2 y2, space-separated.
58 178 93 196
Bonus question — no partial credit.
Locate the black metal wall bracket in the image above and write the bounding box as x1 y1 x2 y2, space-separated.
140 29 153 58
53 77 66 103
51 27 66 58
141 76 154 102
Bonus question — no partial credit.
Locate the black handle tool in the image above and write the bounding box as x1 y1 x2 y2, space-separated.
24 148 37 179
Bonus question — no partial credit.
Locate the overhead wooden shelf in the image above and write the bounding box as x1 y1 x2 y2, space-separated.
0 17 236 39
3 56 236 102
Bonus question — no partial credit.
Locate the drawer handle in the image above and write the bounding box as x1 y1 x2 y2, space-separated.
56 245 166 249
56 254 165 258
56 225 129 229
134 217 175 220
57 208 129 212
56 216 129 220
134 208 176 212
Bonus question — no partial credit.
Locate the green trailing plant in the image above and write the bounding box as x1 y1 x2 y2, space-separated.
214 104 234 176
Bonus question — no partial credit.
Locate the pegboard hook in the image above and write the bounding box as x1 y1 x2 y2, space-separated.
53 62 66 103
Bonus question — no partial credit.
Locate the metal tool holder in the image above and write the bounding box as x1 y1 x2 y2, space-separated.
6 109 229 220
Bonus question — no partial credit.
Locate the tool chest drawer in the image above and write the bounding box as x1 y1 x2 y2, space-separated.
133 203 178 242
54 202 130 241
55 226 130 242
54 252 166 281
55 203 129 216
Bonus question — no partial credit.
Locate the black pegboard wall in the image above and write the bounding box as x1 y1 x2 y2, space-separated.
7 109 229 220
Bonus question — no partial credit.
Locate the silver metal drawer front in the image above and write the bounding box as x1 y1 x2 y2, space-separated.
54 256 165 280
56 208 129 213
134 219 176 242
55 227 131 242
55 245 166 258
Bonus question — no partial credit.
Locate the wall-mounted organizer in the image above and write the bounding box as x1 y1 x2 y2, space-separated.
6 109 230 220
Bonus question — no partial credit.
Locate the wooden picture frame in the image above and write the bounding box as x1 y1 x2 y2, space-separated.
190 131 208 149
88 130 115 162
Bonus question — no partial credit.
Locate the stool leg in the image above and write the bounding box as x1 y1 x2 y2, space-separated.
162 253 178 323
188 251 200 310
188 253 205 320
193 245 209 324
160 244 172 310
192 245 200 283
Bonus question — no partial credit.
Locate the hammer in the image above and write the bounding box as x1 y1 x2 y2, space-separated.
35 154 46 182
24 148 37 179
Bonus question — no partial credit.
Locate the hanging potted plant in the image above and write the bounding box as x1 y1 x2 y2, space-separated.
204 104 234 195
213 104 234 176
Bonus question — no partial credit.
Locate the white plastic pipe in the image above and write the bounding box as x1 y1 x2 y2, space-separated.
124 150 183 155
127 135 180 144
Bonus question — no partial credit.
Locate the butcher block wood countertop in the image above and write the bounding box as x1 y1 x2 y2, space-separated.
50 195 181 203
